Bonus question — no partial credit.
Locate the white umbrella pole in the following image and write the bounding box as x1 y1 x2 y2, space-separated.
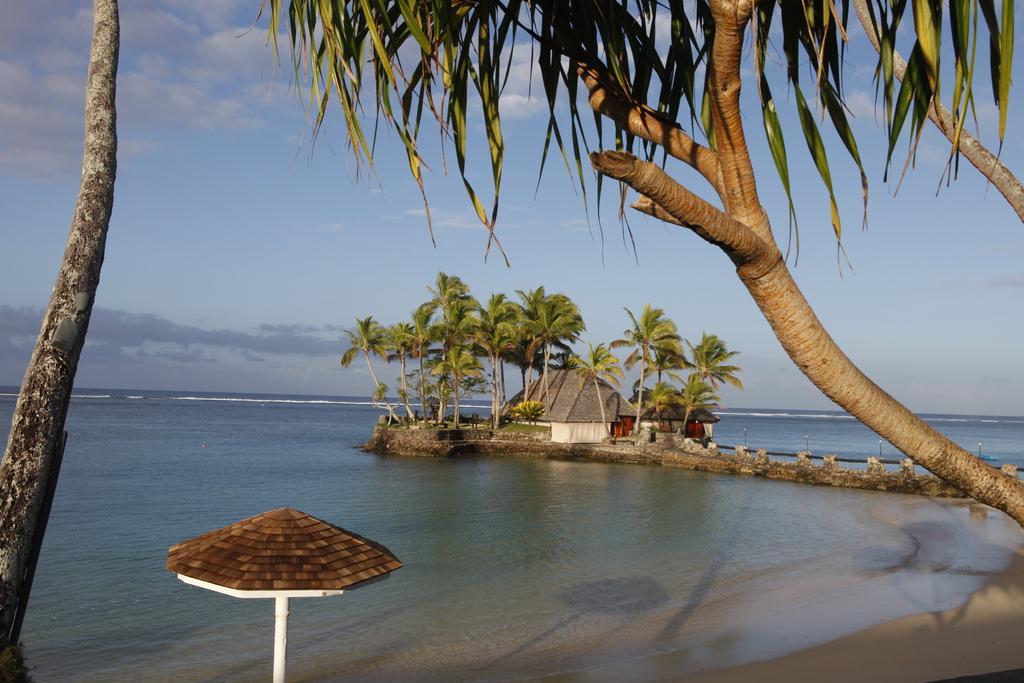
273 596 289 683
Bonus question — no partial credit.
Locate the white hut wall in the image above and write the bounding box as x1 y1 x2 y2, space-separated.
551 422 609 444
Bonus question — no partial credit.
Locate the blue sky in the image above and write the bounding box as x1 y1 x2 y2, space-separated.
1 1 1022 415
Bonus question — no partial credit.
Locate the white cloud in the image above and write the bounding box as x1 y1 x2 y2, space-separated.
0 5 288 175
498 51 544 120
404 207 487 231
845 89 877 120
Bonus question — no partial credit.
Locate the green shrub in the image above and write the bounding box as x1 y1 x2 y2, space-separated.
0 644 31 683
511 400 545 424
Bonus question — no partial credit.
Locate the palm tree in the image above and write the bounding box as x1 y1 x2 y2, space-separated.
611 305 682 434
428 272 473 322
341 316 396 422
0 0 120 637
386 322 416 419
688 333 743 390
678 375 720 439
549 349 578 370
476 294 518 428
520 293 585 401
573 343 623 432
515 287 547 397
650 346 689 385
267 1 1024 523
433 346 484 428
408 303 437 423
434 299 479 422
645 382 681 429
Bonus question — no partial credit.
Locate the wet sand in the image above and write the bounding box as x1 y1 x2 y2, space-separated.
693 508 1024 683
694 550 1024 682
526 498 1023 683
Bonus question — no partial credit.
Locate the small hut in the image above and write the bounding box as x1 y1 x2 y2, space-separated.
507 369 636 443
635 396 719 439
630 387 720 440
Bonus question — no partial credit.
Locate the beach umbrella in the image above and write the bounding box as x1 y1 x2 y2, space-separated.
167 508 402 683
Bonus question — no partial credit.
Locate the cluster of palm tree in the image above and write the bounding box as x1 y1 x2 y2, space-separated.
342 274 741 435
574 307 742 435
342 273 584 429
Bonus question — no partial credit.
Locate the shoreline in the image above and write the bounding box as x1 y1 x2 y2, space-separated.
525 496 1024 683
691 540 1024 683
365 424 969 498
364 426 1024 682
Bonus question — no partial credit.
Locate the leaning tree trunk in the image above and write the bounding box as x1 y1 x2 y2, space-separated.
588 2 1024 526
363 351 396 423
0 0 119 642
398 354 414 419
542 344 551 401
593 378 607 435
633 360 646 435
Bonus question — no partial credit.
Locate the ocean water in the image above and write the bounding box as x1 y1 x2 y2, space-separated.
0 388 1021 682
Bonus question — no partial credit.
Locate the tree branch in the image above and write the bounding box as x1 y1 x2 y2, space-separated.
577 64 725 198
705 6 774 244
590 151 779 270
852 0 1024 223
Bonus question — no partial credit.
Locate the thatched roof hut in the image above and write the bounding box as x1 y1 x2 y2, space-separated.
508 369 635 443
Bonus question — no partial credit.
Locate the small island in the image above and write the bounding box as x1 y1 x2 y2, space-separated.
352 273 989 500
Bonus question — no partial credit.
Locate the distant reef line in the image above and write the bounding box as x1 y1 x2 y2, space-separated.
363 425 970 499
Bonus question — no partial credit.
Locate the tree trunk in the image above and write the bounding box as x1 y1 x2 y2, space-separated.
399 354 414 419
589 4 1024 526
500 362 507 403
453 378 461 428
593 378 608 435
490 355 500 429
739 258 1024 522
0 0 119 642
418 353 427 423
542 343 551 401
363 351 396 422
634 359 646 435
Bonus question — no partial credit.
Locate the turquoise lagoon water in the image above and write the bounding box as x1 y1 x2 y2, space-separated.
0 389 1021 682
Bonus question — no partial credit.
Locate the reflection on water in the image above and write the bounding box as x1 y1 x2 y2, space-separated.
0 395 1018 682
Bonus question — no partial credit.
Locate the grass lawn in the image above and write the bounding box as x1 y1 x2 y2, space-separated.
498 423 550 434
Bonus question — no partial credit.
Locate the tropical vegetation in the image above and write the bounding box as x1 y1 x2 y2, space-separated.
267 0 1024 525
341 274 738 440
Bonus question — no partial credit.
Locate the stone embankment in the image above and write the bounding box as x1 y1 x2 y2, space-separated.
363 425 982 499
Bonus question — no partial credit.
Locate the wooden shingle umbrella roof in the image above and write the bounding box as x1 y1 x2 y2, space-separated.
168 508 401 683
167 507 402 596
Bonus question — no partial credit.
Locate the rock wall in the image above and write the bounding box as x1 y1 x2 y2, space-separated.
364 426 967 499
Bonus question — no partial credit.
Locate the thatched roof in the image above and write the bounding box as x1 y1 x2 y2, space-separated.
628 388 720 423
640 405 719 423
167 508 402 592
509 369 636 422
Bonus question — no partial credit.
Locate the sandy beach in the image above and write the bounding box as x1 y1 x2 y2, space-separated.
694 519 1024 683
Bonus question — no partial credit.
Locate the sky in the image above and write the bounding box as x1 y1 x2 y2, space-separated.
1 1 1022 415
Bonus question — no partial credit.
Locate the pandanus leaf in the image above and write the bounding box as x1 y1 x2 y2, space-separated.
795 87 842 241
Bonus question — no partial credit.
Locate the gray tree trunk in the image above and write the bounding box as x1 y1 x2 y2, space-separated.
0 0 119 642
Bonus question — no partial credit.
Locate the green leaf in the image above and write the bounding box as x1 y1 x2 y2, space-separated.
820 82 869 228
758 76 798 245
912 0 942 94
795 87 842 241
